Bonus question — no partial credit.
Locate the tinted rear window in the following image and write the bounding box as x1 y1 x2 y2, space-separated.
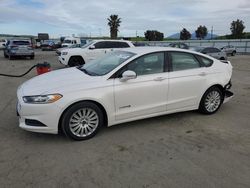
13 41 30 45
113 42 130 48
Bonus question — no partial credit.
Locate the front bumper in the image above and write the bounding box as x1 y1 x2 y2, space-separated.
58 56 67 65
17 99 61 134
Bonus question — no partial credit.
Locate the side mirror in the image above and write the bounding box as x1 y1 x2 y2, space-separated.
89 45 95 50
120 70 137 82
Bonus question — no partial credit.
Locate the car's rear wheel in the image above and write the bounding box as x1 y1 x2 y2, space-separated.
199 86 223 114
231 51 236 56
30 55 34 59
62 102 104 140
68 56 85 67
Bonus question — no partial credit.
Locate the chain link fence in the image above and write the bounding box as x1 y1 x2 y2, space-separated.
144 39 250 54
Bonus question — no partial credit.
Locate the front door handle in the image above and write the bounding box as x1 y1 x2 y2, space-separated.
154 77 166 81
198 72 207 76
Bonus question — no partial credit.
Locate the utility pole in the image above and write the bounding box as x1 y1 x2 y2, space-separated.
99 28 102 37
211 26 214 40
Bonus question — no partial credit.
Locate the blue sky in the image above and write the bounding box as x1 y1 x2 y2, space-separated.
0 0 249 38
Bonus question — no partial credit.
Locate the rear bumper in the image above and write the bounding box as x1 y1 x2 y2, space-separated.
223 81 234 103
223 90 234 103
9 52 34 56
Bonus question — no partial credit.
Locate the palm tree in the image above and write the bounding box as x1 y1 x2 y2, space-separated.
107 15 121 39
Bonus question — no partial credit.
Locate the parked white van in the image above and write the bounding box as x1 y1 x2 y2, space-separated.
61 37 81 48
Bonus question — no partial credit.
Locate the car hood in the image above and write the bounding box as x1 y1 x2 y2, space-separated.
62 47 86 54
19 67 103 96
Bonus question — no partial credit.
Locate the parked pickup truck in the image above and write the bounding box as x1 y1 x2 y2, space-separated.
58 40 135 67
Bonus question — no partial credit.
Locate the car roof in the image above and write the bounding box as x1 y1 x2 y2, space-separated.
9 39 30 41
93 39 132 43
120 47 198 56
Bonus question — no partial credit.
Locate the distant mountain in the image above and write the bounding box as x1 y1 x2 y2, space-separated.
167 32 218 40
167 33 180 39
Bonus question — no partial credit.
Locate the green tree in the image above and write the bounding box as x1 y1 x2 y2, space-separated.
144 30 164 41
195 25 208 39
180 28 191 40
230 19 245 39
107 15 121 39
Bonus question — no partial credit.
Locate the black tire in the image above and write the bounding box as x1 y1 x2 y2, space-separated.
219 57 225 60
199 86 223 114
4 52 8 58
68 56 85 67
231 51 236 56
30 55 34 59
61 101 104 141
9 55 13 60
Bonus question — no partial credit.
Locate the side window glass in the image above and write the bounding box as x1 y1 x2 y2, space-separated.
207 48 213 53
94 42 106 49
126 52 164 76
170 52 201 71
202 48 209 53
198 56 213 67
118 42 129 48
214 48 220 53
104 42 113 48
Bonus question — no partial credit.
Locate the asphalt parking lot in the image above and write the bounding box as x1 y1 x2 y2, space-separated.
0 50 250 188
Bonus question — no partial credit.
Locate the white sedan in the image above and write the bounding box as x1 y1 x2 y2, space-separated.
17 47 233 140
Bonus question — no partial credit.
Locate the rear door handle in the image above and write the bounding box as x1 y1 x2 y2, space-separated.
154 77 166 81
198 72 207 76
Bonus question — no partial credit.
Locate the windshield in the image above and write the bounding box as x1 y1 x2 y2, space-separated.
13 41 30 45
63 40 72 43
79 51 135 76
81 41 95 48
69 44 81 48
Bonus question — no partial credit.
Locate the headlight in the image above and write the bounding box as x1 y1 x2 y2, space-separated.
62 52 68 55
23 94 62 104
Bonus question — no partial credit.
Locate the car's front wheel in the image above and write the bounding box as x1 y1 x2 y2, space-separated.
199 86 223 114
62 102 104 140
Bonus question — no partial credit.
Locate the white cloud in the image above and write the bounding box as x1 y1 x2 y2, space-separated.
0 0 249 37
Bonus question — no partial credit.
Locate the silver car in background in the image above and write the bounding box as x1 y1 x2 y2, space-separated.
221 45 237 56
190 47 227 60
3 39 34 60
